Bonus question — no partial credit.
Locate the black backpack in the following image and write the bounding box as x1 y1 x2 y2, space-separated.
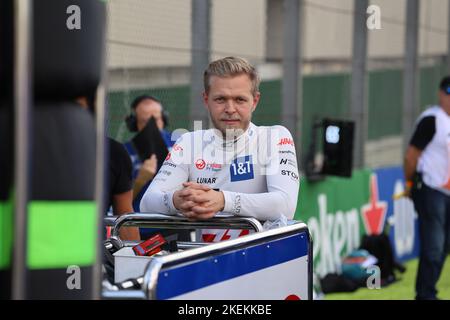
360 233 406 285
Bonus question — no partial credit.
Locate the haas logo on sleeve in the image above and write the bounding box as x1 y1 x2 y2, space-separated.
230 155 254 182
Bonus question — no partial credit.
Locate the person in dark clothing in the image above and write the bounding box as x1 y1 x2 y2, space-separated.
107 137 140 241
74 97 140 241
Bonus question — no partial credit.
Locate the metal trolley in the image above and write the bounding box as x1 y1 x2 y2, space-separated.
103 213 313 300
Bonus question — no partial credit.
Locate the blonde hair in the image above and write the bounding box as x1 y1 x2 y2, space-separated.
203 56 260 96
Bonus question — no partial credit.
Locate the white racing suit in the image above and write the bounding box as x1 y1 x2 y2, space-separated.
140 122 300 242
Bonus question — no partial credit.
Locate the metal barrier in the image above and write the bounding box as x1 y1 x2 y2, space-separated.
108 212 264 241
102 213 312 300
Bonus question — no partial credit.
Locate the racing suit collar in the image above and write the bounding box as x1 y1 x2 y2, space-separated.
211 122 255 149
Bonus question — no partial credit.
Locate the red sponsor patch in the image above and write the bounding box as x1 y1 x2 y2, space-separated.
165 152 171 161
195 159 206 170
277 138 294 146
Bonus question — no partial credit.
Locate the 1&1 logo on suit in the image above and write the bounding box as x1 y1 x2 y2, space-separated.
230 155 254 182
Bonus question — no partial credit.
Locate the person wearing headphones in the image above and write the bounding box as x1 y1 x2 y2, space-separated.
124 95 174 211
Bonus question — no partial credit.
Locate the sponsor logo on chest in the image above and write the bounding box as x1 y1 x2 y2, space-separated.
195 159 206 170
282 169 298 181
230 155 254 182
163 161 177 168
280 158 297 168
206 163 222 172
197 177 217 184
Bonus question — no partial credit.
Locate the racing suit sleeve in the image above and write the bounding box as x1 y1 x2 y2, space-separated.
221 126 300 221
139 134 190 214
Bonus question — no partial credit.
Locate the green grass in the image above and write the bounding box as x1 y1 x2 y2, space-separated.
324 256 450 300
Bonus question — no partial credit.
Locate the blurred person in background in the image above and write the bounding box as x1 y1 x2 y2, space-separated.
404 75 450 300
107 137 140 241
75 97 139 240
124 95 174 211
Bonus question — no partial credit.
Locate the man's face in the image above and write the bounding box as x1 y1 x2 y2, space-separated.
135 99 164 131
203 74 260 138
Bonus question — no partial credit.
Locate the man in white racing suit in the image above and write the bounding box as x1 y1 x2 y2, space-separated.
140 56 300 242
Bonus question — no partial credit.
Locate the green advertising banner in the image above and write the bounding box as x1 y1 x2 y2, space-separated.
295 169 371 277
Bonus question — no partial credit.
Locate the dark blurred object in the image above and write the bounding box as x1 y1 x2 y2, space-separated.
322 119 354 177
0 0 13 102
305 118 355 181
360 234 406 286
107 137 133 211
125 112 138 132
33 0 105 102
131 117 168 170
320 273 361 294
28 0 105 299
0 0 14 300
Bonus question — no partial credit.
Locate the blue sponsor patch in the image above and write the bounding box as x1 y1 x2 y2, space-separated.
230 155 254 182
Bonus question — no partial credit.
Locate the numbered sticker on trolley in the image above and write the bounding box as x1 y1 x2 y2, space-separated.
132 233 167 257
